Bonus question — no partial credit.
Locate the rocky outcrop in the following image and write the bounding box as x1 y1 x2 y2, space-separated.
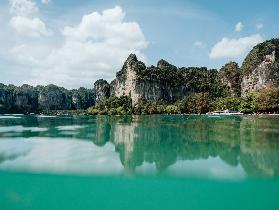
94 79 110 105
110 39 279 103
242 51 276 95
13 85 39 114
241 39 279 96
0 84 95 114
71 87 95 109
112 54 145 104
37 85 72 111
219 62 241 97
111 54 200 104
0 84 14 114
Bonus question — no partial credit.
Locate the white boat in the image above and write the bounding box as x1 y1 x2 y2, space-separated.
208 109 243 116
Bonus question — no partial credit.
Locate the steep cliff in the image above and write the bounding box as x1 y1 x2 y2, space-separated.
94 79 111 105
111 54 223 104
219 62 241 97
0 84 14 114
241 39 279 96
71 87 95 109
0 84 95 114
37 85 72 111
112 54 146 104
13 85 38 113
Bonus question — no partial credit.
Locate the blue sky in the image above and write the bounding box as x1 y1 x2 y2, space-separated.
1 0 279 88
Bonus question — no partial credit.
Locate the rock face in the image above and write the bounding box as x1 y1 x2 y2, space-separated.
94 79 111 105
112 54 144 104
112 54 194 104
242 51 276 95
0 84 14 114
71 87 95 109
37 85 72 111
13 85 38 113
219 62 241 97
0 83 96 114
241 39 279 96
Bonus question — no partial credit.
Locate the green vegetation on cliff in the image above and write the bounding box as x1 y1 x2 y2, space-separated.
88 96 132 115
137 64 225 98
219 62 241 97
0 83 95 114
241 38 279 77
256 85 279 112
87 85 279 115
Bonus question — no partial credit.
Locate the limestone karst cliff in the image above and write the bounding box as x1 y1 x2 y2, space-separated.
106 38 278 104
241 39 279 96
108 54 224 105
111 54 192 104
0 84 95 114
219 62 241 97
94 79 111 105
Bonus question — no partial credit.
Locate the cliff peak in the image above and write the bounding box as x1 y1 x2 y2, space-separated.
157 59 172 69
241 38 279 95
94 79 110 105
126 54 138 63
94 79 109 86
157 59 177 71
242 38 279 76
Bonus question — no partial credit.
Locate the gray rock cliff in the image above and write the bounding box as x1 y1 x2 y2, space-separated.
13 84 38 113
0 84 14 114
111 54 192 104
37 85 72 111
94 79 111 105
219 62 241 97
241 39 279 96
71 87 95 109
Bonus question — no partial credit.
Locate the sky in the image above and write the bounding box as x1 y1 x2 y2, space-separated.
0 0 279 89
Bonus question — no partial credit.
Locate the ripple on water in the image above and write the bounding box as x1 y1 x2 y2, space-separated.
0 126 48 133
0 115 22 119
56 125 86 131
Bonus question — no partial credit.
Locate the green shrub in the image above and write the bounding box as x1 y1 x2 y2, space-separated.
87 96 132 115
240 92 257 113
256 85 279 112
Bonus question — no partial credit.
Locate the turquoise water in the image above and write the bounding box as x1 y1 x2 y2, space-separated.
0 115 279 210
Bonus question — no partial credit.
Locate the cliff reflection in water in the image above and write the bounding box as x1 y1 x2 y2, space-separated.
92 115 279 177
0 115 278 177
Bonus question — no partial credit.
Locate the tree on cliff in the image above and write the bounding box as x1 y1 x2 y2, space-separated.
219 62 241 97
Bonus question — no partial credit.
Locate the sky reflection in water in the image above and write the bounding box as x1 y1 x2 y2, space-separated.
0 115 278 179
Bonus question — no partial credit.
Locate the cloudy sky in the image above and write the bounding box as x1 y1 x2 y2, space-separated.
0 0 278 88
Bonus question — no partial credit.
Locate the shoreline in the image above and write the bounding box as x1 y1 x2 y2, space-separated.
1 112 279 117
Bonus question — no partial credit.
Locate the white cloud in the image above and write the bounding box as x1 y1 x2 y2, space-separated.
42 0 51 4
11 45 39 66
193 41 206 49
209 34 263 59
256 23 264 30
10 16 51 37
235 21 243 32
9 0 50 37
12 6 148 88
9 0 38 17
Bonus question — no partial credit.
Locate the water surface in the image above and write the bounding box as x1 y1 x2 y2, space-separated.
0 115 279 210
